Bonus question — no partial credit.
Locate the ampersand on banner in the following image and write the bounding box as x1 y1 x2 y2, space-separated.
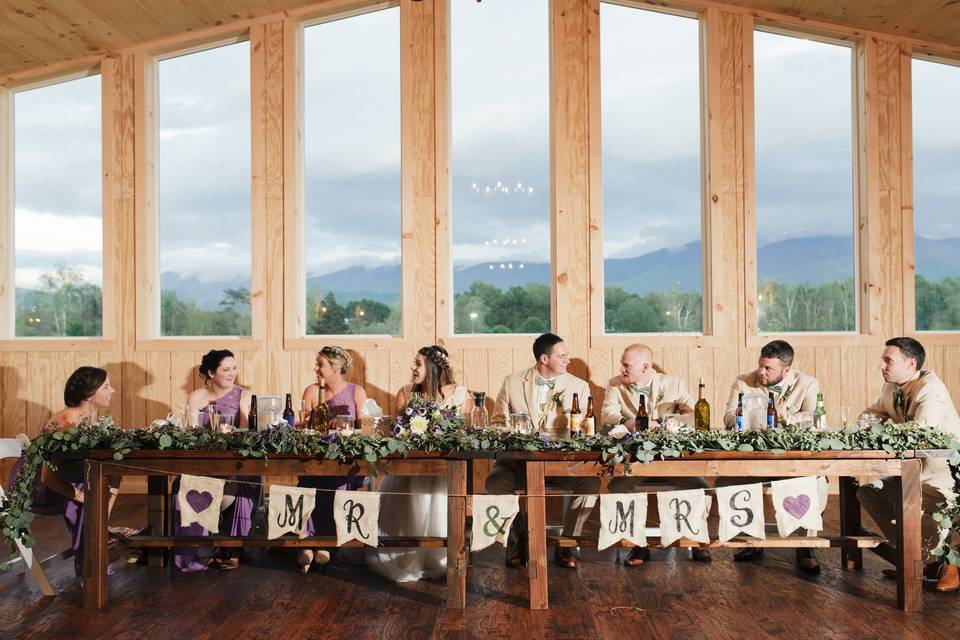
472 495 520 551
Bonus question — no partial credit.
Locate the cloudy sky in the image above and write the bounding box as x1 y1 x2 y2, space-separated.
12 0 960 292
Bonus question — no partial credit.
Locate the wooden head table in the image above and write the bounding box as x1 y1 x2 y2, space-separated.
80 450 468 611
81 448 948 613
500 449 951 613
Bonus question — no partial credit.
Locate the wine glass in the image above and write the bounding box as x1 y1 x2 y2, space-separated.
840 406 852 429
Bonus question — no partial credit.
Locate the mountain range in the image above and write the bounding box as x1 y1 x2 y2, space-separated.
147 234 960 309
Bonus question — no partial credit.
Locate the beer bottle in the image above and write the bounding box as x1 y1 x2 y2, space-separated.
694 380 710 432
248 394 259 432
637 394 650 431
569 392 583 438
813 392 826 430
766 391 776 428
283 393 296 428
735 392 744 432
583 396 596 437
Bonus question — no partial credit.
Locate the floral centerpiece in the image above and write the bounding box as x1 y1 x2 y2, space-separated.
392 396 466 436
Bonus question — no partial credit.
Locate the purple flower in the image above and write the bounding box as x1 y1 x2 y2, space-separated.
405 408 413 416
321 432 337 443
392 425 402 435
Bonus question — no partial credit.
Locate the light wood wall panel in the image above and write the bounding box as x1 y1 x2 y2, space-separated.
2 0 960 484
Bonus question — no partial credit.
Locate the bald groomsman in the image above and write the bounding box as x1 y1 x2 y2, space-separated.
601 343 712 565
722 339 823 573
856 337 960 592
486 333 599 568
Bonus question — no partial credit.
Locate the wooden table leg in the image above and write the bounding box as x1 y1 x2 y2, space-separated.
147 475 168 568
839 476 863 570
897 459 923 612
446 459 468 609
526 461 548 610
83 460 109 610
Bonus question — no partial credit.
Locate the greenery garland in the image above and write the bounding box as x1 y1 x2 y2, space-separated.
2 417 959 567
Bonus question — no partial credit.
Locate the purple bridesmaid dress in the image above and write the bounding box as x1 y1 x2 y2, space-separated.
173 385 263 571
298 383 363 537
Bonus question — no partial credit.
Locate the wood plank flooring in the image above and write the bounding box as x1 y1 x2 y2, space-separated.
2 497 958 639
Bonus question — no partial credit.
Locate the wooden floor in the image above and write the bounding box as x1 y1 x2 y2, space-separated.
2 497 958 640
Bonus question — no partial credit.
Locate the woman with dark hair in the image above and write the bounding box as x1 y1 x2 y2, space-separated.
173 349 258 571
367 345 473 582
37 366 118 577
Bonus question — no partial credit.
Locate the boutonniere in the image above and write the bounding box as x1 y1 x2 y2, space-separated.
655 390 665 406
552 390 565 409
781 386 794 402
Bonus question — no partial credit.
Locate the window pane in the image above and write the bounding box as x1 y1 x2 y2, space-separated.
14 76 102 337
755 31 856 332
158 42 251 336
304 8 401 336
913 58 960 331
451 0 550 335
601 4 703 334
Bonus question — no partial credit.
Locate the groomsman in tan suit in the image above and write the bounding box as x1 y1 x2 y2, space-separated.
486 333 598 568
723 339 821 428
856 337 960 592
601 343 712 566
722 340 823 573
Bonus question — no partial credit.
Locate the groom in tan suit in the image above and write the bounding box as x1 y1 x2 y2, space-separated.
601 343 712 566
486 333 598 568
856 337 960 592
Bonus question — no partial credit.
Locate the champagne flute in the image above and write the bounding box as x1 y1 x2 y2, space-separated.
538 401 548 432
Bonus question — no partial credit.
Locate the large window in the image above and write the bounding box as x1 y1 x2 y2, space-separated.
913 57 960 331
158 42 251 336
303 8 401 336
13 75 103 337
754 30 856 333
450 0 550 335
600 3 703 334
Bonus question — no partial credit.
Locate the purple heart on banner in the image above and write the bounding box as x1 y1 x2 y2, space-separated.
783 494 811 519
186 489 214 513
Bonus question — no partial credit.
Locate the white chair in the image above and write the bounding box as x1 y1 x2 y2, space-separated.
1 436 57 597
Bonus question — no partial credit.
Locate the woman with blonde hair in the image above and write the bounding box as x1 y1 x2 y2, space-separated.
297 346 368 572
367 345 473 582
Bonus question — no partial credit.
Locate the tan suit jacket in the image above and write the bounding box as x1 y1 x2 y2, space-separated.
723 369 820 429
492 367 591 438
862 370 960 497
600 373 695 433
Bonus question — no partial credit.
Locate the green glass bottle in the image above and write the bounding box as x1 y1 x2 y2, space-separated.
694 380 710 432
813 392 826 430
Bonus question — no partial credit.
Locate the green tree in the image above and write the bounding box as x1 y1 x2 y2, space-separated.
308 292 348 334
15 264 102 337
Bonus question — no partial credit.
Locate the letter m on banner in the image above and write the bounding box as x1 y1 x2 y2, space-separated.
598 493 648 550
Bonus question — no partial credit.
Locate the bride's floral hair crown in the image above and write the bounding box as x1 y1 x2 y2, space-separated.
421 345 450 372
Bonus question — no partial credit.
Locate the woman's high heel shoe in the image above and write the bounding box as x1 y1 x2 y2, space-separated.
297 549 314 574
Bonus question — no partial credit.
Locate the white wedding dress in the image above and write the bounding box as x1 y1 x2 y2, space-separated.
366 385 467 582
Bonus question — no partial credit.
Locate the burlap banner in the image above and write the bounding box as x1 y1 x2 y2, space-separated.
267 485 317 540
177 474 225 532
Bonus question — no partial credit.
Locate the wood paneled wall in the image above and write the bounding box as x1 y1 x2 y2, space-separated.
2 0 959 479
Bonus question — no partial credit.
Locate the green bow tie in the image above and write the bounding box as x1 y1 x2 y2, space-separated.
535 377 556 390
627 383 651 398
893 386 907 413
767 385 783 395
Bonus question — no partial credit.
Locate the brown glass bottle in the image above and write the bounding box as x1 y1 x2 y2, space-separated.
637 394 649 431
283 393 296 428
583 396 596 437
248 395 258 432
735 392 744 432
569 392 583 437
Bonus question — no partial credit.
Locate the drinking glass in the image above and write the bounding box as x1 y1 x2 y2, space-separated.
186 410 201 429
797 411 815 430
537 402 549 432
333 415 355 435
209 412 222 432
510 412 532 435
858 412 881 429
840 406 853 429
219 412 237 434
299 400 309 426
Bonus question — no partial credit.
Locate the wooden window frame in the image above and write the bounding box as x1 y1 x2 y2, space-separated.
744 21 882 349
133 32 265 351
283 0 421 351
903 49 960 345
0 63 118 352
434 0 557 351
587 0 713 350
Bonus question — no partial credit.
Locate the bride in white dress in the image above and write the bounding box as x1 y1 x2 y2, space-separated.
366 345 474 582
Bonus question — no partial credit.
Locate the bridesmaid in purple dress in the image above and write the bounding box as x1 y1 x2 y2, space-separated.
296 346 368 573
173 349 257 571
